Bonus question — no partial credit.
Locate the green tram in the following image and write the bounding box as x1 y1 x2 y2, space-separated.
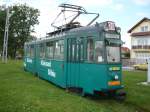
24 4 125 98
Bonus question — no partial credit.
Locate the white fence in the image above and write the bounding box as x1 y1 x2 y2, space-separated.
122 58 147 67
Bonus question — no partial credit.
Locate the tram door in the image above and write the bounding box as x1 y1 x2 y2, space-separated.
67 37 84 88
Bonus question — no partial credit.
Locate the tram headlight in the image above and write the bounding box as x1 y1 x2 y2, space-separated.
114 75 119 80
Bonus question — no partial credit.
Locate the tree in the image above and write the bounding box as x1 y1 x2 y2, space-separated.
0 8 6 55
9 4 40 58
0 4 40 58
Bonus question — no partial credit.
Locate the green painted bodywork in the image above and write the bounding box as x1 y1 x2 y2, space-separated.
24 22 124 95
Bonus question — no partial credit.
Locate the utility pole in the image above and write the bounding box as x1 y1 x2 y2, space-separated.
2 7 10 63
147 59 150 83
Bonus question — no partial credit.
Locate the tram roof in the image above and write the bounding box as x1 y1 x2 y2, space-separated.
24 22 111 45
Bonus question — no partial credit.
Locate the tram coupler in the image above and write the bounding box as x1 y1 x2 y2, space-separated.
115 90 126 101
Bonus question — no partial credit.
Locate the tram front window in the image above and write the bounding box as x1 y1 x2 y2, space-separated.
106 46 120 63
87 39 104 63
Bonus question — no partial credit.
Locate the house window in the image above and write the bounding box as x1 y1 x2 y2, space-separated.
141 26 148 32
137 39 147 46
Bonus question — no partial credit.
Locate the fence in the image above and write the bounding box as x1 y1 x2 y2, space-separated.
122 58 147 67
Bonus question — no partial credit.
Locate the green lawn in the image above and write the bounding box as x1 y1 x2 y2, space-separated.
0 60 150 112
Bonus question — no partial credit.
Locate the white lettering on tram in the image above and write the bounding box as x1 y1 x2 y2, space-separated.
24 62 26 67
48 69 56 78
40 60 56 78
41 60 51 67
26 58 32 63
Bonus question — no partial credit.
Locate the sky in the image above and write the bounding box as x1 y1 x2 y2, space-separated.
0 0 150 48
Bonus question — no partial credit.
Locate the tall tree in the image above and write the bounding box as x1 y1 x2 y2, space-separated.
0 8 6 55
0 4 40 58
9 4 40 58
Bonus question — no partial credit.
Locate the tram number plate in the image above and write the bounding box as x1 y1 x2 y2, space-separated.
108 81 120 86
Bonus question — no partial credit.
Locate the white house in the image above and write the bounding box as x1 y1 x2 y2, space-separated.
128 17 150 62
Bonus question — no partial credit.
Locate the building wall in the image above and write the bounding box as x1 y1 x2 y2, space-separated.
131 36 150 59
132 20 150 33
131 51 150 59
131 36 150 45
130 50 135 59
130 20 150 61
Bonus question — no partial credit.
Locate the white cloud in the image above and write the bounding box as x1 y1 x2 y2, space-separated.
1 0 23 6
0 0 35 7
31 0 114 37
20 0 58 37
71 0 113 7
136 12 149 17
133 0 150 5
0 1 3 5
0 0 58 37
112 3 124 11
121 33 131 48
0 0 128 38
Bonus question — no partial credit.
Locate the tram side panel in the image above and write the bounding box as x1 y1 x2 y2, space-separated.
35 41 66 88
24 44 36 74
79 64 108 94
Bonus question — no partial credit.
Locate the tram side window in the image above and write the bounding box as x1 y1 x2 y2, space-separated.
60 40 64 60
87 38 94 62
30 45 34 57
95 41 104 62
26 45 34 57
39 44 45 58
54 40 64 60
27 45 30 57
46 42 54 59
80 38 84 61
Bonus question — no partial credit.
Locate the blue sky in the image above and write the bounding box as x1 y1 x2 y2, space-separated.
1 0 150 48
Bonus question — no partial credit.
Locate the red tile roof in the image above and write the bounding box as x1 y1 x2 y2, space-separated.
121 47 130 52
128 17 150 33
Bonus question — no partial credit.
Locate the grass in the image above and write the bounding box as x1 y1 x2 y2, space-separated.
0 60 150 112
